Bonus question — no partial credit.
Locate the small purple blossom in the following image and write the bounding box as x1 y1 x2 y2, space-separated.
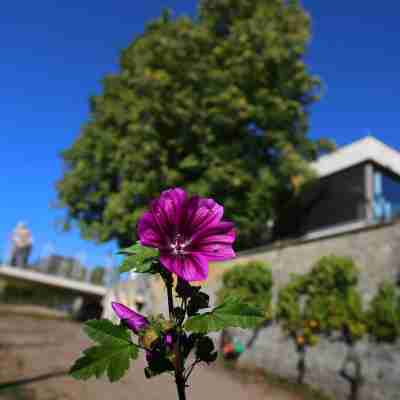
138 188 236 281
111 302 149 334
164 333 174 347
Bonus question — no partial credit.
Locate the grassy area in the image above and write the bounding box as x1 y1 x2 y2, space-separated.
0 387 36 400
222 359 333 400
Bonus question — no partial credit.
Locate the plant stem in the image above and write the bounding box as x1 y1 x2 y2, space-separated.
164 274 187 400
165 274 175 320
175 369 187 400
184 359 200 382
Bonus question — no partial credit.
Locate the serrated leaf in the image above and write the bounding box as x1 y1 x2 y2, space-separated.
70 343 138 382
184 297 265 334
118 242 159 274
71 319 139 382
84 319 132 346
117 242 158 257
119 255 157 274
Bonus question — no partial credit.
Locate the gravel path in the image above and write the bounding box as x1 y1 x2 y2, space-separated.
0 315 301 400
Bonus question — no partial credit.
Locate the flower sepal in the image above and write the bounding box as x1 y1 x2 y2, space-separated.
139 327 160 350
176 278 201 299
187 291 210 316
158 318 175 332
144 349 175 379
195 336 218 364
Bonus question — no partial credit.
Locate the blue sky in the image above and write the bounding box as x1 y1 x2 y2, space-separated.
0 1 399 268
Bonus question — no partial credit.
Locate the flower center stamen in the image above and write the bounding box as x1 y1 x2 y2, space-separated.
170 233 191 255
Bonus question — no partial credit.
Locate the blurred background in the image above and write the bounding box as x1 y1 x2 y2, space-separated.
0 1 399 399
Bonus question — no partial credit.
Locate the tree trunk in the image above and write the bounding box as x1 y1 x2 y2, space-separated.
246 320 271 349
340 344 363 400
297 348 306 384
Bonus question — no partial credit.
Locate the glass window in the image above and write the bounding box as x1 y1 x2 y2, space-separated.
373 169 400 221
382 173 400 217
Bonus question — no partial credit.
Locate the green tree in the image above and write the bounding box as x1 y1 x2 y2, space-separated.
57 0 329 250
218 261 273 319
217 261 273 350
367 282 400 343
277 273 313 384
277 255 366 394
306 256 366 400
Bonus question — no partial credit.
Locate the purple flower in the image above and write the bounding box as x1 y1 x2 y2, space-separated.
138 188 236 282
164 332 174 347
111 302 149 334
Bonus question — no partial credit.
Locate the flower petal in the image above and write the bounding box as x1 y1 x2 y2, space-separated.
184 197 224 237
194 243 235 261
111 302 149 334
181 253 209 281
159 253 180 276
151 188 188 238
190 221 236 261
137 211 163 247
160 253 209 282
192 221 235 244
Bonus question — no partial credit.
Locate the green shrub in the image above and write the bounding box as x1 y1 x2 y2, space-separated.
307 255 359 295
276 255 366 385
367 282 400 343
305 255 366 341
217 261 273 320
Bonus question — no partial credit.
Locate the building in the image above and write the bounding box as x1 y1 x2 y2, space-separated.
283 136 400 240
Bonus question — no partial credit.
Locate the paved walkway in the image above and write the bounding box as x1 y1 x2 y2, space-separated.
0 315 301 400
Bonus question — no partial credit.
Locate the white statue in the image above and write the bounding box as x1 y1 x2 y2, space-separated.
10 221 33 268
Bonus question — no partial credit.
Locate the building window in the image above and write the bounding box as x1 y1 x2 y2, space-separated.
373 170 400 221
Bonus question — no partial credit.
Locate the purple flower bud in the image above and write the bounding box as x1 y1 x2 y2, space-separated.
165 333 174 348
111 302 149 334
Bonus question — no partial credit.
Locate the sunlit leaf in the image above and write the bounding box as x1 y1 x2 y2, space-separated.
184 297 264 333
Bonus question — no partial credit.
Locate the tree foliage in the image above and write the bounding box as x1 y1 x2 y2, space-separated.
276 255 366 385
367 282 400 343
57 0 329 249
217 261 273 320
277 255 366 345
305 256 366 341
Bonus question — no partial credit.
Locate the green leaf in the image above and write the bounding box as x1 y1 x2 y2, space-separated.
70 343 139 382
184 297 264 333
118 242 159 274
70 319 139 382
83 319 132 345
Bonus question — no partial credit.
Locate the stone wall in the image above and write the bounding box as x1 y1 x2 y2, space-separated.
203 220 400 400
